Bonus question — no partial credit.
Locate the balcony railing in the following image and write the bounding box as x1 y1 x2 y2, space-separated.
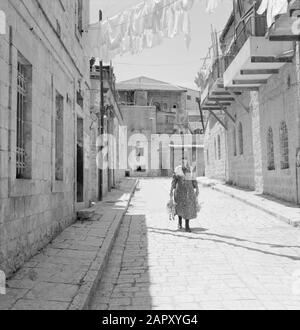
201 56 225 95
224 15 267 70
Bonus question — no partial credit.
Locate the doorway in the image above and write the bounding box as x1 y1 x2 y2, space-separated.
77 117 84 203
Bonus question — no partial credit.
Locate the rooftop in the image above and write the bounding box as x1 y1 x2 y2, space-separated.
116 76 187 92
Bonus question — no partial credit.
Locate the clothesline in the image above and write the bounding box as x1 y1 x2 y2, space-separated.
88 0 180 30
88 0 201 62
88 0 290 62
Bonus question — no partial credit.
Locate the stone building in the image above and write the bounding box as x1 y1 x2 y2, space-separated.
117 77 204 177
0 0 92 276
201 0 300 204
90 64 125 200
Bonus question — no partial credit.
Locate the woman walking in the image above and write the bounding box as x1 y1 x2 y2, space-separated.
170 162 199 232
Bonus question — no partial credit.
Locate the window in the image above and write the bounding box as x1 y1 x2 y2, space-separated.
16 53 32 179
207 149 209 165
218 135 221 160
125 91 134 105
173 104 178 110
267 127 275 171
280 121 289 169
214 138 217 159
233 128 237 156
238 122 244 155
166 116 174 124
55 92 64 181
154 102 161 112
163 103 168 111
187 95 191 101
77 0 83 36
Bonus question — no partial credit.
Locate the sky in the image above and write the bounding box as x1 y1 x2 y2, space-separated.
89 0 233 90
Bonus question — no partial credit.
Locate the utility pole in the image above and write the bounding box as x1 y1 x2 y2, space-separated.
98 10 104 201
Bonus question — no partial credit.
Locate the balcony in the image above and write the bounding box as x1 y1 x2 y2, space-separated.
268 0 300 41
200 56 237 114
223 15 294 89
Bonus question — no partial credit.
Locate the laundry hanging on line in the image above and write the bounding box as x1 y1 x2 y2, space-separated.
257 0 288 27
88 0 199 62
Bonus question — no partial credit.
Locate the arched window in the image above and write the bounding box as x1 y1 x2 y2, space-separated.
238 122 243 155
218 135 221 160
280 121 289 169
267 127 275 171
153 102 161 112
233 128 237 156
214 138 217 159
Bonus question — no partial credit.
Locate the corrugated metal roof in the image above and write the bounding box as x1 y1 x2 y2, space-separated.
116 76 187 92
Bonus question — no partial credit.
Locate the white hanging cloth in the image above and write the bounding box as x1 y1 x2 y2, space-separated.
206 0 223 13
88 0 199 62
257 0 288 27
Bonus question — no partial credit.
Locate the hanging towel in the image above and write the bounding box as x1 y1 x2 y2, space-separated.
257 0 288 27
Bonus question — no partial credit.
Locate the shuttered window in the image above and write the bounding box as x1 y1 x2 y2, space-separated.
280 121 289 170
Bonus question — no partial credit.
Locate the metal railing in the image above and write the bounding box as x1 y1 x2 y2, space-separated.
224 15 267 70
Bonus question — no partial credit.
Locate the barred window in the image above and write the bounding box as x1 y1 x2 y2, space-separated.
218 135 221 160
280 121 289 169
233 128 237 156
16 53 32 179
267 127 275 171
238 122 244 155
55 92 64 181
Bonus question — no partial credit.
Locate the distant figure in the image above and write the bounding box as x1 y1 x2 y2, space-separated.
170 160 199 232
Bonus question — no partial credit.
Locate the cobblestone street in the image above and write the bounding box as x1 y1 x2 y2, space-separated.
90 178 300 310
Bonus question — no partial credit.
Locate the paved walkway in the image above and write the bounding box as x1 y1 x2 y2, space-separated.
91 178 300 310
0 179 137 310
198 177 300 227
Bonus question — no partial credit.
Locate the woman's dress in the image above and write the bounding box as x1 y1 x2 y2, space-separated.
171 174 198 220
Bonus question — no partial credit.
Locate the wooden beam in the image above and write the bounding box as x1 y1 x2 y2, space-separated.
251 56 293 63
225 86 259 92
207 97 235 102
211 91 242 96
240 69 279 75
206 109 227 130
227 90 250 113
206 102 232 106
202 107 223 111
233 79 268 85
215 101 236 124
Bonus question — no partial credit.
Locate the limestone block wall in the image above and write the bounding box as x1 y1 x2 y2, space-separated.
0 0 91 276
204 118 227 181
226 93 256 190
259 63 300 203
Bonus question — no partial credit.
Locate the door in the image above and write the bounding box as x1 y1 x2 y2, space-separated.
76 117 84 203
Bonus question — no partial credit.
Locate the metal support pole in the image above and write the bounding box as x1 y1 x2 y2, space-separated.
98 10 104 201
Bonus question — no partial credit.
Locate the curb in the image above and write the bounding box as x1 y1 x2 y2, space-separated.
68 179 139 310
198 180 300 228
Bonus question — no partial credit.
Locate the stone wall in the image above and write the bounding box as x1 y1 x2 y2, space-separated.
204 117 227 181
226 93 256 190
259 63 300 203
204 60 300 204
0 0 91 276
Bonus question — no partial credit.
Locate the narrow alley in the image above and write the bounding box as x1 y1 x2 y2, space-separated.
91 179 300 310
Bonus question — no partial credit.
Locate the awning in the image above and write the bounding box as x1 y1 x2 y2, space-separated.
88 0 199 61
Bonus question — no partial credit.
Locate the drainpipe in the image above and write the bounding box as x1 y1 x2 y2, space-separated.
98 10 103 201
